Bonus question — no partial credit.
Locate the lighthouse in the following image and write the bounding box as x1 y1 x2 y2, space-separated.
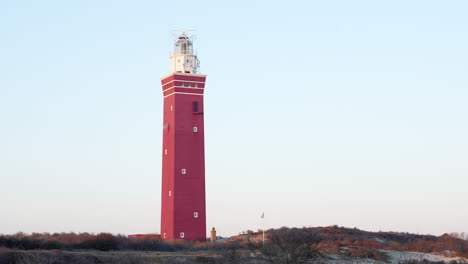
160 33 207 241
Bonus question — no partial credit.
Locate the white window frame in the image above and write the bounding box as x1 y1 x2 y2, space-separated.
180 232 184 238
169 191 172 196
193 126 198 133
194 212 198 218
181 169 186 175
164 149 167 155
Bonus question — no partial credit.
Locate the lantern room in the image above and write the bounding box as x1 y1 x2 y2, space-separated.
170 33 200 74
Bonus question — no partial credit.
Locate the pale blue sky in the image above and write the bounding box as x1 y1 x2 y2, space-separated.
1 0 467 237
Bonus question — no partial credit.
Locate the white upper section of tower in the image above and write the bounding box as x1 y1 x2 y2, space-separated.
170 33 200 74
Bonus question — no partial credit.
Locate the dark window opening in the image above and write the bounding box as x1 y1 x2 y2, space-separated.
193 101 199 113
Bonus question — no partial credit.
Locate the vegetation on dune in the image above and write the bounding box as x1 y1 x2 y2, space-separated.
0 226 467 264
0 232 182 252
247 227 323 264
399 260 467 264
237 226 468 259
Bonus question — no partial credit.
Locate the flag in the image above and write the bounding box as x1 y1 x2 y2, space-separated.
261 212 264 219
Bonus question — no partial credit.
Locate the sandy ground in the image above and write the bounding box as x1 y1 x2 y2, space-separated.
326 250 468 264
384 250 468 264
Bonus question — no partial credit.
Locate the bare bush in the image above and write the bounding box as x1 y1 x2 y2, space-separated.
112 253 151 264
160 257 197 264
342 247 388 261
450 233 468 241
16 252 57 264
248 227 322 264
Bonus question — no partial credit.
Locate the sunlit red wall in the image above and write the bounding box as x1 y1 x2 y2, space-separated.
160 74 207 241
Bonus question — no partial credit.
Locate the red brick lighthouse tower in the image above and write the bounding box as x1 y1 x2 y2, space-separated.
160 33 207 241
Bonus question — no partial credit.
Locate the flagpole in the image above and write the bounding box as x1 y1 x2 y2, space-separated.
261 212 265 245
262 229 265 245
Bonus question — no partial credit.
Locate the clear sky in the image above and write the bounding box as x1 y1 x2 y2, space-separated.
1 0 467 237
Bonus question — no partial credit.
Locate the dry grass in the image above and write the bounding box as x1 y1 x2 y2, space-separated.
0 250 223 264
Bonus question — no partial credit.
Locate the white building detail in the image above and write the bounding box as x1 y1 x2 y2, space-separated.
170 33 200 74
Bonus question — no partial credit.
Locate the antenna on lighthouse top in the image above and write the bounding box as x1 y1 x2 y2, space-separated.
169 29 200 74
172 29 196 33
171 29 196 34
171 29 197 43
171 30 197 50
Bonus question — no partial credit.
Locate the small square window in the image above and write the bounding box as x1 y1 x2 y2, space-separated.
193 127 198 133
163 233 166 238
170 105 173 111
180 232 184 238
164 149 167 155
169 191 172 196
181 169 186 174
194 212 198 218
194 83 198 88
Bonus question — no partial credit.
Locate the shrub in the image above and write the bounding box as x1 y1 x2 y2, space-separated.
78 233 118 251
342 247 388 261
248 227 322 264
